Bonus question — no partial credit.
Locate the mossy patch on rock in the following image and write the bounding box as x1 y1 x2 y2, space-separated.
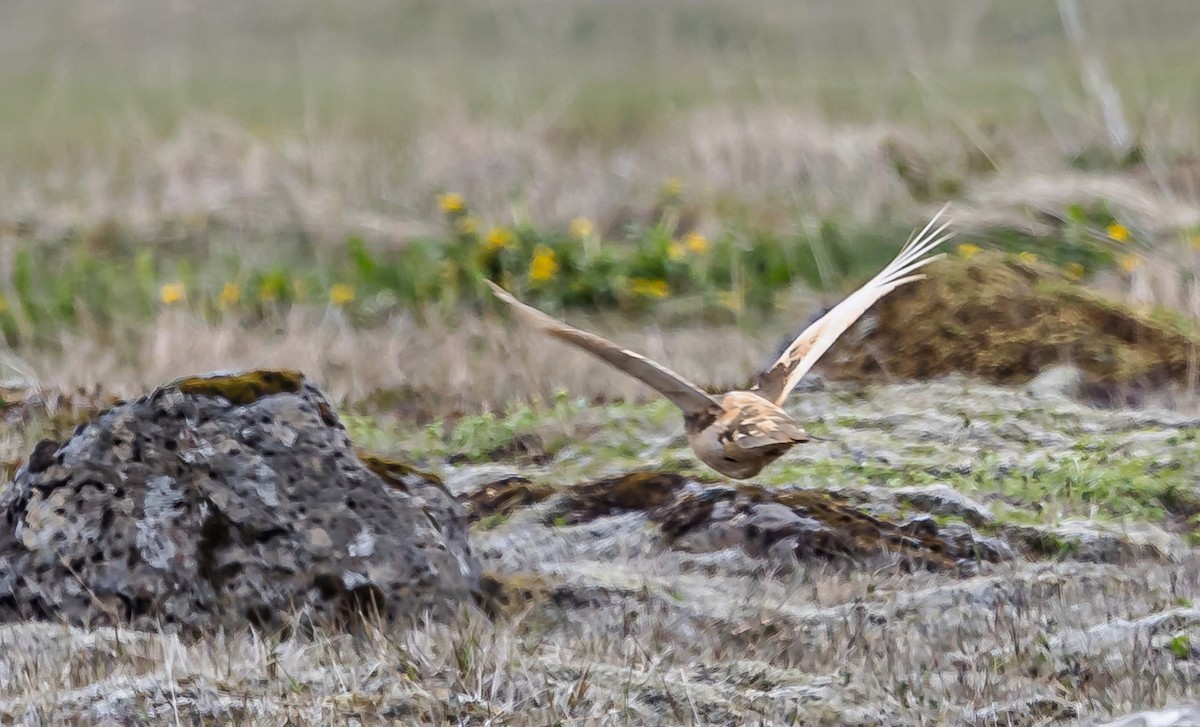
553 472 688 525
824 251 1200 387
172 369 305 406
464 476 557 523
358 451 449 496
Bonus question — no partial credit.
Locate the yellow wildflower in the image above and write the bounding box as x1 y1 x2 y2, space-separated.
569 217 594 240
1119 253 1143 274
455 216 479 236
0 294 8 314
329 283 356 307
219 282 241 308
629 278 670 299
1064 262 1085 281
956 243 981 259
529 246 559 283
662 177 684 198
159 282 185 306
1106 222 1130 243
667 242 686 261
438 193 465 214
684 232 710 254
1017 251 1038 265
484 226 514 252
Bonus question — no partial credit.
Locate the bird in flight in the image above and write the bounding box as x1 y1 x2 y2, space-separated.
486 206 952 479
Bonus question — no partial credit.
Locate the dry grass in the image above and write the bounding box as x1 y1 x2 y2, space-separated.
1 541 1197 724
2 306 800 416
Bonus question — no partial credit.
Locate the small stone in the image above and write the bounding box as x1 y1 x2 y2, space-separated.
307 528 333 552
1025 364 1085 400
893 484 994 526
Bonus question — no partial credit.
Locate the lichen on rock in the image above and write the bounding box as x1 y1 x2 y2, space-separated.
0 369 481 636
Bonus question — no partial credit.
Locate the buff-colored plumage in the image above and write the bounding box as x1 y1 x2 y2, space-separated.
486 206 952 479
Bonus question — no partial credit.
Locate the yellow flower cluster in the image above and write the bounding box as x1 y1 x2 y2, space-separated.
956 243 981 259
485 226 514 252
669 232 710 262
329 283 356 306
160 282 186 305
438 193 465 214
1107 222 1130 243
629 278 670 299
1064 262 1085 282
1017 251 1038 265
220 282 241 308
529 246 559 283
684 232 710 254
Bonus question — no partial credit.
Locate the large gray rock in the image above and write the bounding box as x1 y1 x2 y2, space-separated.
0 370 480 635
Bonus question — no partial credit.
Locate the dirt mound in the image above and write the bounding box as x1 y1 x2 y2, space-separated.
823 251 1200 390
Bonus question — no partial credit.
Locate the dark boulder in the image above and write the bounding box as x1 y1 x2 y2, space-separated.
0 370 480 635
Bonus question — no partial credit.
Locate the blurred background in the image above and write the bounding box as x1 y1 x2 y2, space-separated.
1 0 1198 411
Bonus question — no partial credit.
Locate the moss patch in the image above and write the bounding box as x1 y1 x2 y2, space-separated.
553 471 688 524
357 451 452 500
174 369 305 406
826 251 1200 387
465 476 557 523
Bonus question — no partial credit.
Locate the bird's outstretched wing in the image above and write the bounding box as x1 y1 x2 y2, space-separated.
486 281 722 419
752 205 953 406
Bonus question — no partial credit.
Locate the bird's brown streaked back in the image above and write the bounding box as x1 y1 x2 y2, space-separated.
484 280 722 427
752 205 952 406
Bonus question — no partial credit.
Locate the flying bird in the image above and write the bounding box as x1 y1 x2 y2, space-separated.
486 207 952 479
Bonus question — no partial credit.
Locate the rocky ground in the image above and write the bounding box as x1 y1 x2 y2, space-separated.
3 370 1200 724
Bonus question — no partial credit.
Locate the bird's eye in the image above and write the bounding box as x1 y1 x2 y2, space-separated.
722 456 738 463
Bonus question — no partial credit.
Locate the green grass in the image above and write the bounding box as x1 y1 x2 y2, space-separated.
0 190 1143 349
4 1 1198 151
336 382 1200 530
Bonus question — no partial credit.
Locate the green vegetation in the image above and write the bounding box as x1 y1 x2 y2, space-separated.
0 191 1158 348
